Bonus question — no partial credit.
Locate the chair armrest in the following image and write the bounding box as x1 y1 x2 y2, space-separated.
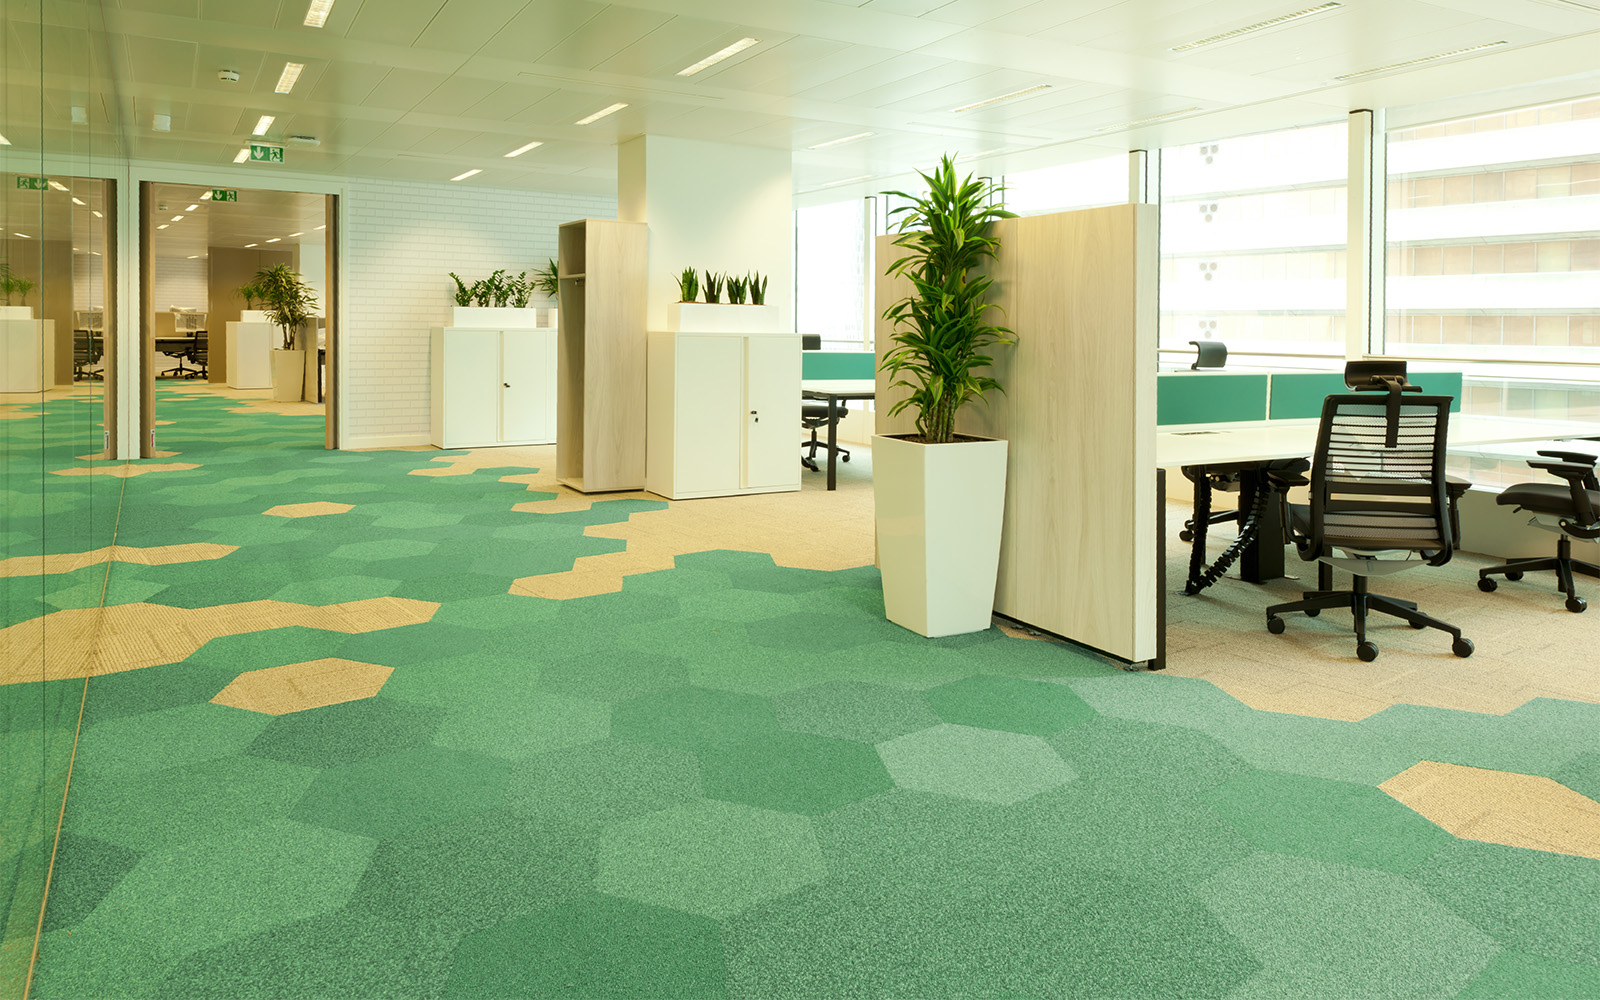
1535 451 1598 489
1529 461 1599 526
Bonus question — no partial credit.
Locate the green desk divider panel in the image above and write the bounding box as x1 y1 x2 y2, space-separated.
1268 371 1462 419
1157 374 1269 426
802 351 876 380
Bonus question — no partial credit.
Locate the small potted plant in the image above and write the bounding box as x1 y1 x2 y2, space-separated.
447 267 550 327
255 263 318 402
0 262 37 318
873 155 1016 637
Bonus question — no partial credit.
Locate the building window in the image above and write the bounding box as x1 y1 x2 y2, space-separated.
1005 154 1128 216
795 199 868 350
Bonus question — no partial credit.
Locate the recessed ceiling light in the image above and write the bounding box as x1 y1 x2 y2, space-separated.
451 168 482 181
234 148 250 163
171 215 185 222
246 243 258 248
72 197 86 206
48 180 69 191
153 113 171 132
304 0 334 27
951 85 1052 114
503 140 544 158
253 115 274 136
676 37 759 77
1171 3 1341 52
186 204 199 211
156 224 169 230
0 133 9 144
201 191 213 200
266 237 281 243
92 210 103 218
288 232 304 237
808 132 874 149
1334 41 1508 80
575 103 628 125
71 106 87 124
1095 107 1202 132
314 224 326 230
13 233 31 239
188 255 199 259
275 62 305 94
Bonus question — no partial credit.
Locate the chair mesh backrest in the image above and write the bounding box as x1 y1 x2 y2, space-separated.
1311 394 1452 553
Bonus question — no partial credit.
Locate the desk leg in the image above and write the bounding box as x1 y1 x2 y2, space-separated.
1153 468 1167 670
826 396 839 491
1240 470 1285 584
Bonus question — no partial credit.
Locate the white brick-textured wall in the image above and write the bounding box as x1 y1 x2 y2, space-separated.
153 255 209 311
342 178 614 447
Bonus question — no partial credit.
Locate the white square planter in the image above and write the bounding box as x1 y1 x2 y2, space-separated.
450 306 552 329
873 433 1009 638
0 306 34 320
668 302 778 334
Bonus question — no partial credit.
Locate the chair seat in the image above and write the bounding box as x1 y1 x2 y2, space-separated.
1497 482 1600 521
1288 503 1444 551
801 403 832 420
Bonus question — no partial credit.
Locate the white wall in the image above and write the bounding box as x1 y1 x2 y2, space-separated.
72 252 104 309
341 177 614 448
152 255 208 311
618 135 793 333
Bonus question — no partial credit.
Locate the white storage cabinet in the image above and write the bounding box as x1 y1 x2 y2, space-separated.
430 326 557 448
646 331 801 499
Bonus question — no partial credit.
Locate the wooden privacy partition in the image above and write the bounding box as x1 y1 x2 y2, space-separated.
875 203 1159 663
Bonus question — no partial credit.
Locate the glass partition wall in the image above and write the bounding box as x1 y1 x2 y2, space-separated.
0 1 122 994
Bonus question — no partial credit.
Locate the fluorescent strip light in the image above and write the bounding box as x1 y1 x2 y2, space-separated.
288 232 304 237
246 243 258 248
73 197 87 206
676 37 759 77
266 237 281 243
315 224 326 230
71 106 87 124
153 113 171 132
951 84 1052 114
275 62 305 94
92 210 103 218
188 255 199 259
186 204 199 211
451 169 482 181
0 133 9 144
13 233 31 239
503 140 543 158
808 132 874 149
575 103 628 125
304 0 334 27
156 224 169 230
253 115 275 136
171 215 185 222
1334 41 1507 80
234 148 251 163
201 191 213 200
1171 3 1341 51
1096 106 1201 132
48 180 69 191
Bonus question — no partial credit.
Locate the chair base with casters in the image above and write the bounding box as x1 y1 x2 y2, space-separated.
1267 565 1473 662
1475 449 1600 613
800 403 849 473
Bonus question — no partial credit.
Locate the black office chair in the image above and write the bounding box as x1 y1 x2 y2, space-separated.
800 334 849 472
1265 391 1473 662
1476 442 1600 613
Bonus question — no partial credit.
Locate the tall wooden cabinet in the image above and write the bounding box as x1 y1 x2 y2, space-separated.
557 218 647 492
646 331 800 499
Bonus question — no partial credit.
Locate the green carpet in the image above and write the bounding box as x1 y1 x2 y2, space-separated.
5 388 1599 998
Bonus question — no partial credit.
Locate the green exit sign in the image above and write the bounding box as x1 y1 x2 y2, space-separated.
249 143 284 163
16 176 48 191
211 188 238 202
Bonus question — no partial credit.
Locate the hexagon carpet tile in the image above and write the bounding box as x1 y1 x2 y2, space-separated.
4 387 1599 1000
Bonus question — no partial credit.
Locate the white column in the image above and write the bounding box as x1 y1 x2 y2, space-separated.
1347 109 1385 361
1128 149 1157 204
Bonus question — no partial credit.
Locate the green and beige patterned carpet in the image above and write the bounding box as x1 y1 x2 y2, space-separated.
4 387 1600 998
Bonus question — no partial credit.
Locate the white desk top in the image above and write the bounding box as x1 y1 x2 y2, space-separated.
1157 414 1600 468
802 379 876 396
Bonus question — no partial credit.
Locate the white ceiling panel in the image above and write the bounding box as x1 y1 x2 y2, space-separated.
921 0 1051 27
797 50 950 103
360 68 451 112
411 0 530 55
306 61 390 106
123 35 198 88
411 75 504 116
591 16 762 78
691 35 853 91
475 0 606 62
343 0 447 48
201 0 284 30
193 45 266 92
119 0 199 16
465 82 562 121
530 5 674 70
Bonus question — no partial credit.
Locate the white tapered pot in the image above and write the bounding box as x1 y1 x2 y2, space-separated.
873 433 1008 637
271 348 305 402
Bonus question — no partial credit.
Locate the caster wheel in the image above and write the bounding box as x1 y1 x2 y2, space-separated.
1357 641 1379 662
1179 530 1194 543
1267 616 1286 635
1452 637 1475 658
1477 577 1497 593
842 454 850 463
1566 597 1587 614
1505 571 1523 581
1410 620 1426 629
1304 608 1320 618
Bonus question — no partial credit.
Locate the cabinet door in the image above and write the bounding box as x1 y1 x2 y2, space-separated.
443 329 500 446
501 329 552 443
675 335 743 494
743 335 801 490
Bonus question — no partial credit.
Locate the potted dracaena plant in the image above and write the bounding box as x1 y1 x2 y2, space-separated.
873 155 1017 637
255 263 318 402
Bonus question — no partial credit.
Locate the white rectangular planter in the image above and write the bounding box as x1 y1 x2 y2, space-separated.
668 301 779 334
0 306 34 320
450 306 554 329
239 310 271 322
226 322 274 388
873 434 1009 638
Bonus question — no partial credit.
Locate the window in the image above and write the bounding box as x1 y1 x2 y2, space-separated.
1005 154 1128 216
795 199 868 350
1159 121 1349 365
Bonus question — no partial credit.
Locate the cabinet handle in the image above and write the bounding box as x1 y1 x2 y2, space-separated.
503 382 510 388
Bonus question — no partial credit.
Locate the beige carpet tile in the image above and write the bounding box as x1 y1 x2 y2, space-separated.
409 447 548 477
1381 761 1600 861
51 462 200 478
74 451 178 461
0 597 439 685
0 543 236 578
211 658 394 715
264 501 353 518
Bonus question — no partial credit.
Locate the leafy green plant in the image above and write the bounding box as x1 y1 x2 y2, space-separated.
675 267 700 302
509 271 534 309
254 263 318 350
880 155 1016 444
702 270 724 304
1 263 37 307
534 258 559 300
448 273 473 307
749 271 767 306
725 274 749 304
238 280 265 311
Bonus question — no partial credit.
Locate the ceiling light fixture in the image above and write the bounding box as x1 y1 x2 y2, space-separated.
575 103 628 125
13 233 31 239
503 140 544 158
303 0 334 28
186 204 199 211
48 180 69 191
951 84 1053 114
72 197 86 206
188 255 199 259
267 237 282 243
234 148 251 163
252 115 274 136
201 191 213 200
71 106 88 124
153 113 171 132
315 224 326 230
0 133 9 145
1171 3 1341 52
156 224 168 230
1334 41 1507 80
288 232 304 237
275 62 305 94
451 168 482 181
808 132 875 149
92 210 103 218
1095 106 1202 132
245 243 258 248
676 37 760 76
171 215 184 222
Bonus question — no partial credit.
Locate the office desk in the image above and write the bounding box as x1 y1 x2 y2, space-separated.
802 378 874 491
